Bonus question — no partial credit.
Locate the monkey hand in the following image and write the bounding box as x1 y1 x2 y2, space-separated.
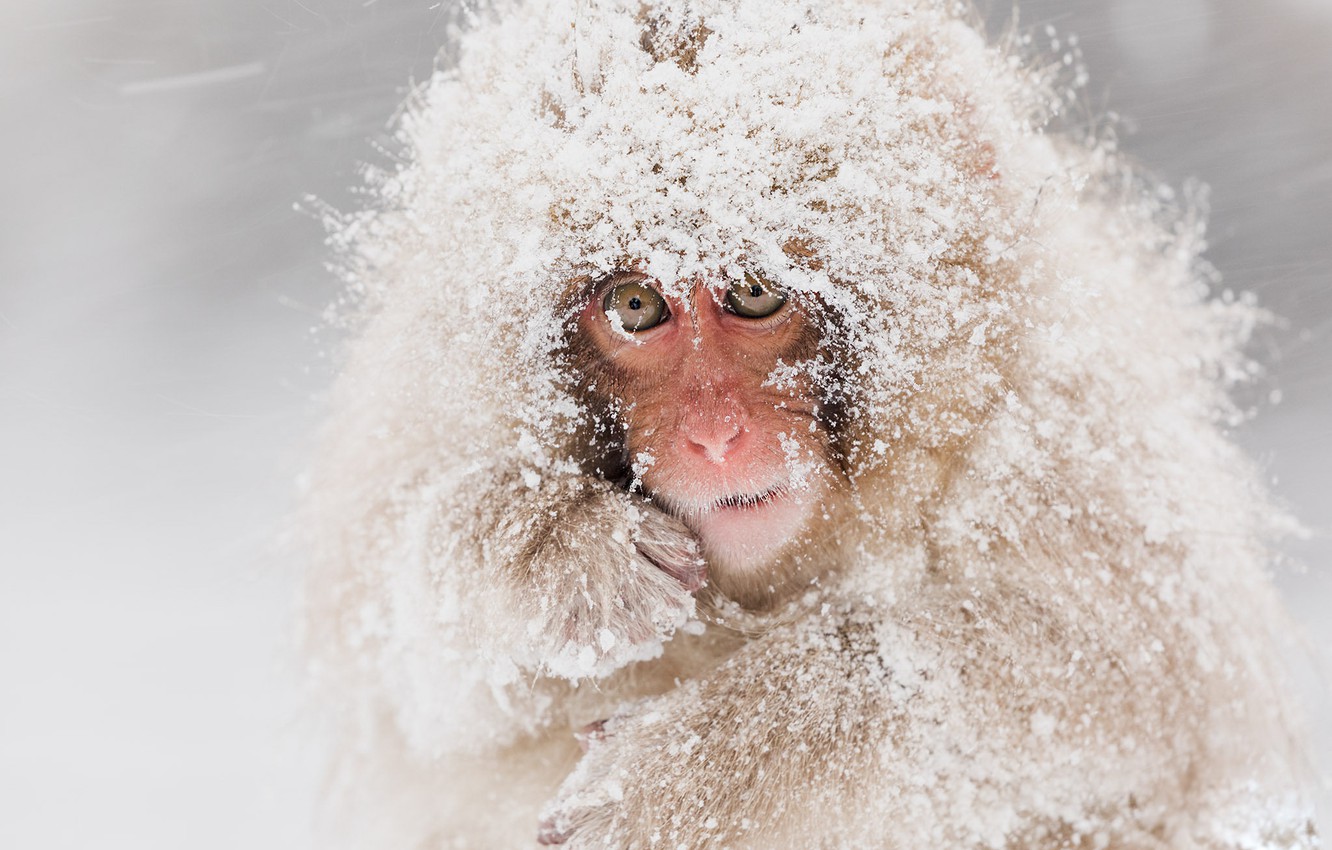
535 618 898 848
508 478 706 679
536 700 654 846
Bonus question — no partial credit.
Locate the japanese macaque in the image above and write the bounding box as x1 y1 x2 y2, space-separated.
298 0 1319 848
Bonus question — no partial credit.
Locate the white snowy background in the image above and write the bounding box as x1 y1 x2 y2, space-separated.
0 1 1327 848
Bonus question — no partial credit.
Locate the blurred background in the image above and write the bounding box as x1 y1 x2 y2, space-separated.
0 1 1327 847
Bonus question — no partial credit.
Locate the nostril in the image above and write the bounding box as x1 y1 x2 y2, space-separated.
686 423 744 464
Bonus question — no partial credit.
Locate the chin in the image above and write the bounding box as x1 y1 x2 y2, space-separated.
677 481 821 577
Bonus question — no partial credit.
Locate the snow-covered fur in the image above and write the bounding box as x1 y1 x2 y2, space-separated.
299 0 1318 847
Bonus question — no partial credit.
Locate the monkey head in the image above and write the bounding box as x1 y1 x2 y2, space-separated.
316 0 1088 611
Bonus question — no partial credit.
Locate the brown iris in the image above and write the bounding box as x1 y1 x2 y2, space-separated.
603 279 669 332
725 272 787 318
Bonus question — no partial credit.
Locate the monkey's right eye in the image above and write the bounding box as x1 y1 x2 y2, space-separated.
603 280 669 333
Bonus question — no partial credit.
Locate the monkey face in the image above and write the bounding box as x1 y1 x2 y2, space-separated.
573 270 838 579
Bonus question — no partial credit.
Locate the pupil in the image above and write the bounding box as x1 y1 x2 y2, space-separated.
628 296 643 310
749 284 763 298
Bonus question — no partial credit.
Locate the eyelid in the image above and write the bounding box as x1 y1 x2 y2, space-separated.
723 295 795 329
592 270 656 300
750 302 794 329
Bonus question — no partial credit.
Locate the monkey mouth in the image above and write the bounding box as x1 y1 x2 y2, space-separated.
710 485 790 512
656 480 815 574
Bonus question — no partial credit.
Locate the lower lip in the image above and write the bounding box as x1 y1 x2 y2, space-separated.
688 487 813 568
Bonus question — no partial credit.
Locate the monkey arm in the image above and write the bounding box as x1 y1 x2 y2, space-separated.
537 612 903 848
458 472 707 680
535 599 1299 850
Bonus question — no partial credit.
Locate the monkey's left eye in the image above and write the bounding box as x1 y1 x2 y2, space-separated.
725 272 787 319
603 279 669 332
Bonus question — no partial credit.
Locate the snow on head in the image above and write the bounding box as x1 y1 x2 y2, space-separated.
339 0 1044 459
298 1 1316 846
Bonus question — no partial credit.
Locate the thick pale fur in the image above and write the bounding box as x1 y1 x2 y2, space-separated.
298 0 1318 847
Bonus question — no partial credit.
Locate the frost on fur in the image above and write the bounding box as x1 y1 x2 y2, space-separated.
297 1 1319 848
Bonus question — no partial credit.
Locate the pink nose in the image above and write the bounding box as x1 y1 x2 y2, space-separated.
684 420 745 464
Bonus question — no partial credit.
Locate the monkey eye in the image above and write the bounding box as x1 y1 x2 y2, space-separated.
603 279 669 332
725 272 787 319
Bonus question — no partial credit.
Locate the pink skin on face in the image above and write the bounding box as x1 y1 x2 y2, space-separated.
579 277 827 574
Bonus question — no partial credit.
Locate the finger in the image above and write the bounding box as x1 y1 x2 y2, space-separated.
537 819 571 845
635 540 707 591
574 718 610 752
